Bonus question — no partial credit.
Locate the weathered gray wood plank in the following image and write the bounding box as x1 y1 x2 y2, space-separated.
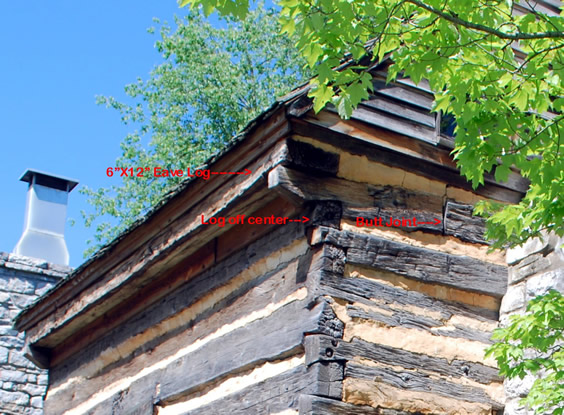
314 227 507 297
178 364 312 415
371 78 434 109
347 184 444 233
317 270 499 322
346 304 494 344
305 335 501 385
299 394 397 415
347 362 503 409
444 201 488 244
283 138 340 175
326 105 438 144
361 96 436 128
268 165 374 206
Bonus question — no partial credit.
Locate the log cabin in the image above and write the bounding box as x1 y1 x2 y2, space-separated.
13 56 533 415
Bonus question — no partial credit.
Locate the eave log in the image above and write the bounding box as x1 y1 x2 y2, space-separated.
290 112 528 203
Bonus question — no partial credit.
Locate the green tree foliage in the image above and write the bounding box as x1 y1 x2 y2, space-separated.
486 290 564 414
182 0 563 250
81 5 307 255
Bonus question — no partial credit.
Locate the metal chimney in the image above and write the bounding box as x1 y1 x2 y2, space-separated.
13 169 78 266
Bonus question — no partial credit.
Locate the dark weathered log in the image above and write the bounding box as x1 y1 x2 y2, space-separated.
170 364 312 415
318 271 499 322
346 304 442 331
346 304 494 344
47 299 335 414
268 165 374 206
299 394 386 415
305 244 347 299
269 164 445 234
314 227 507 297
108 388 154 415
444 201 488 245
23 344 50 370
347 184 444 233
347 363 503 409
307 360 344 400
284 138 340 175
305 335 501 385
307 301 345 339
157 300 337 403
308 200 343 229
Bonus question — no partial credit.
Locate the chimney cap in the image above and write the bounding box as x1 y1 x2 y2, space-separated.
19 169 79 192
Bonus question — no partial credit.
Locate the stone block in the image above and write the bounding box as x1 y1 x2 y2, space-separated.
0 306 9 320
509 253 551 284
1 368 28 383
9 292 35 309
30 396 44 408
507 236 551 265
9 350 37 369
500 283 526 314
21 383 46 397
526 269 564 300
2 381 15 390
0 389 29 406
0 346 8 364
0 335 23 348
0 291 10 304
505 374 536 398
37 373 48 386
0 276 35 295
0 325 19 337
504 397 532 415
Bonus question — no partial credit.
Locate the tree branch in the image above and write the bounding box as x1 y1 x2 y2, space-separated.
406 0 564 40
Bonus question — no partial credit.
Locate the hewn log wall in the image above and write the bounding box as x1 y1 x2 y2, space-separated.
284 135 508 414
25 98 521 415
42 220 342 415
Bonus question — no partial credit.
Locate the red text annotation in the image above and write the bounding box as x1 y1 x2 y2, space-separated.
106 167 251 179
356 217 441 227
201 215 310 227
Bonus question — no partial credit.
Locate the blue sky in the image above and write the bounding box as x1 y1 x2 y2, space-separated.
0 1 189 267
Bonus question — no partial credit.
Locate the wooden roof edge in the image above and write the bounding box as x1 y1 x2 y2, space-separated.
294 109 529 200
13 100 294 334
17 141 322 357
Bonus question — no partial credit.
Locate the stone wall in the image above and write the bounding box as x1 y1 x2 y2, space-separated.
0 253 69 415
500 233 564 415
